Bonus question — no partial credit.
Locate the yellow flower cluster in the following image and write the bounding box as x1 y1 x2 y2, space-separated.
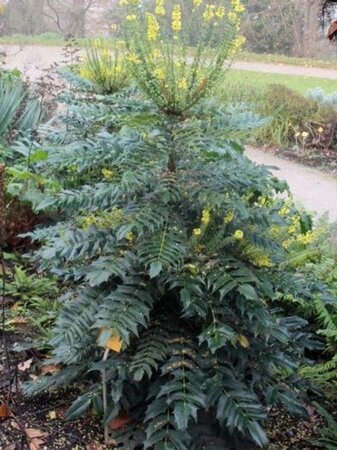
288 214 301 235
155 0 165 16
102 168 117 179
234 230 244 240
243 244 273 268
193 0 202 6
78 208 124 230
178 77 188 90
231 0 245 14
147 13 160 41
203 4 215 21
215 6 226 18
201 209 211 226
296 231 315 245
172 4 182 32
224 211 234 224
228 35 246 57
193 228 202 237
127 53 140 64
154 67 166 80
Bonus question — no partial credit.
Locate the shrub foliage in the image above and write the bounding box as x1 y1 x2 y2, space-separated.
22 1 325 448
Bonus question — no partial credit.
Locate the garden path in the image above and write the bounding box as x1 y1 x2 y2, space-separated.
246 146 337 222
2 44 337 80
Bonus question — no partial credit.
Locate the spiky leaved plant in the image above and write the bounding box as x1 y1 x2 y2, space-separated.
79 39 130 94
24 1 320 448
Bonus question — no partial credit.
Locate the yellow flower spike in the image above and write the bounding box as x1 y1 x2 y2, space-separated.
234 230 244 240
203 4 216 21
193 228 202 237
178 77 188 90
215 6 226 18
147 13 160 41
201 209 211 226
127 53 140 64
155 0 165 16
224 212 235 224
172 4 182 32
154 67 166 80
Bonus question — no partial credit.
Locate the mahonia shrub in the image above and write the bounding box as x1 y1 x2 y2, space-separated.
24 1 321 448
79 39 129 94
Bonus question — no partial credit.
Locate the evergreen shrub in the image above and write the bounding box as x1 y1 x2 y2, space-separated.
24 1 322 448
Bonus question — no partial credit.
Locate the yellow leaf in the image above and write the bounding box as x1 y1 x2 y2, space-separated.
106 335 123 353
47 410 57 420
237 334 250 348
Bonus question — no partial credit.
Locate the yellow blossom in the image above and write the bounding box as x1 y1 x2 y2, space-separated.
201 209 211 226
172 4 182 32
126 232 135 242
203 4 216 21
279 205 290 218
215 6 226 18
154 67 166 80
151 48 162 59
193 0 202 6
227 10 239 25
231 0 245 14
147 13 160 41
224 211 235 224
102 168 115 179
126 14 137 21
234 230 244 240
155 0 165 16
193 228 202 237
127 52 140 64
301 131 309 138
178 77 188 90
318 127 324 134
297 231 315 245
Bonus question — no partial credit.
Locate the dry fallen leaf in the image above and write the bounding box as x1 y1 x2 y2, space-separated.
47 410 57 420
4 444 16 450
25 428 49 439
10 317 28 325
10 420 20 430
18 358 33 372
29 438 45 450
108 412 131 431
0 403 11 418
40 364 61 374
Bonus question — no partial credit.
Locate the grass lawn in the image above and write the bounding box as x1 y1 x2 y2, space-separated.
240 50 337 70
224 68 337 96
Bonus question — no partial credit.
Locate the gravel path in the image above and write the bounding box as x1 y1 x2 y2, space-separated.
246 147 337 222
3 44 337 80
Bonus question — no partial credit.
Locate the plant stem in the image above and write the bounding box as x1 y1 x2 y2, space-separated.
0 164 11 400
102 347 110 444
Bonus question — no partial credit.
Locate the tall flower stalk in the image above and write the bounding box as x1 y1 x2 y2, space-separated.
122 0 246 114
